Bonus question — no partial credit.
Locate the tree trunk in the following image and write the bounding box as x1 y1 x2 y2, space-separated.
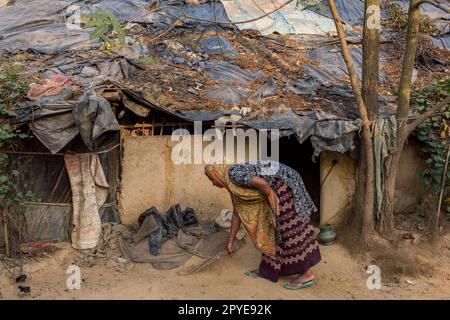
355 146 372 241
357 0 381 240
378 151 402 234
378 0 421 235
328 0 375 242
362 0 381 120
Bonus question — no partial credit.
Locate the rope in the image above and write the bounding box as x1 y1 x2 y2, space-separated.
0 143 120 156
23 201 116 208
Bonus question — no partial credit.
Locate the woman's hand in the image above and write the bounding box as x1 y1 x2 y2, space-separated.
226 239 234 255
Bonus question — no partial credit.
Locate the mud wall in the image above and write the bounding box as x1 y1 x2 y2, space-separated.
119 134 261 224
319 140 427 226
120 135 427 226
319 151 357 226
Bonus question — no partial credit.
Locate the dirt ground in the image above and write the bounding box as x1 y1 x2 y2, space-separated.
1 232 450 300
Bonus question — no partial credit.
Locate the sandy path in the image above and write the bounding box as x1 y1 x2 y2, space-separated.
1 239 449 300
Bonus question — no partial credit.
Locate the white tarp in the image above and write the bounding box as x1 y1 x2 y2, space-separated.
65 153 109 250
219 0 337 35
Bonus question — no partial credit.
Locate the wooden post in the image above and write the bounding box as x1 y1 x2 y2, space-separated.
2 210 10 257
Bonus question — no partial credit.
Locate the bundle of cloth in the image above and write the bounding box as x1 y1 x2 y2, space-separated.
117 204 243 271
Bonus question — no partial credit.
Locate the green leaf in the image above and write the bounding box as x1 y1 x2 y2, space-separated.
90 23 110 40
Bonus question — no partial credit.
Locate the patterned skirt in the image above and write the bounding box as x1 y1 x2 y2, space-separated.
259 178 321 282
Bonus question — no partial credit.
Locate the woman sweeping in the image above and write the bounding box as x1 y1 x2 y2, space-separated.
204 161 321 290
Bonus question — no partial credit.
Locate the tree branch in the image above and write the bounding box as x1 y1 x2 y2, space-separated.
397 0 421 125
327 0 367 117
328 0 375 239
407 95 450 135
129 0 297 26
415 0 450 14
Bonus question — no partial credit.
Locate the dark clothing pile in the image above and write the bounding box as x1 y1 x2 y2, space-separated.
137 204 200 255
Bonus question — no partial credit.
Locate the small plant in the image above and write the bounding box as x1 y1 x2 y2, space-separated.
412 77 450 217
0 62 34 256
82 9 126 49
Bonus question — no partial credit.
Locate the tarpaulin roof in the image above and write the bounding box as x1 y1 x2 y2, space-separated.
220 0 337 36
1 0 448 156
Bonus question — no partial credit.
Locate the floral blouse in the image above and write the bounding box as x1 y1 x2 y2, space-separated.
228 161 317 221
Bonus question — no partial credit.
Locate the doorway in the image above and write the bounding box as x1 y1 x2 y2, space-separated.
278 136 321 224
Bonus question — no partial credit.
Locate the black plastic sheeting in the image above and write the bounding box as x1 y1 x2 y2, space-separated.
198 36 238 56
207 86 248 105
247 77 281 106
309 0 449 50
0 0 231 55
202 60 264 85
13 92 119 154
201 60 264 105
241 109 363 158
306 46 387 83
130 0 230 26
309 0 366 26
0 0 94 54
310 0 390 27
73 91 120 150
121 86 365 158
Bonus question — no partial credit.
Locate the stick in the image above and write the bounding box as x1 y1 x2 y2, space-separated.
435 145 450 231
2 210 10 257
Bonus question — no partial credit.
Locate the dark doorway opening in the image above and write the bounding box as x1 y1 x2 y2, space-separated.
278 136 321 224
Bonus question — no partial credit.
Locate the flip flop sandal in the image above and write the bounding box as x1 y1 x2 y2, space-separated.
283 279 315 290
244 270 261 278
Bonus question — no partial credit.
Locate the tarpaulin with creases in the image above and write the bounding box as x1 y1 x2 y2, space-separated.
64 153 109 249
219 0 337 36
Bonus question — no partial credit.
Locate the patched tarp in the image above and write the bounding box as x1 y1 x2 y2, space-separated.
306 45 388 82
241 109 363 159
309 0 366 26
220 0 337 36
0 0 230 54
198 36 238 56
13 91 119 154
310 0 450 49
126 0 230 26
0 0 94 54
